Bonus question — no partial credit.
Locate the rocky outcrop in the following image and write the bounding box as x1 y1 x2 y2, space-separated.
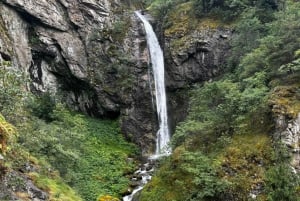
270 84 300 170
0 0 158 153
0 0 232 154
162 26 232 134
0 170 48 201
164 28 231 89
274 113 300 171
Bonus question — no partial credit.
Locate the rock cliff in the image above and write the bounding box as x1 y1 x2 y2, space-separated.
270 84 300 171
0 0 231 154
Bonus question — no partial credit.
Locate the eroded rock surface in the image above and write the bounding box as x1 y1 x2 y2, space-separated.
275 113 300 171
0 170 48 201
0 1 232 154
164 28 231 88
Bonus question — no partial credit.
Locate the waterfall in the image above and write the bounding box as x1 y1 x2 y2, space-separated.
122 11 171 201
135 11 171 157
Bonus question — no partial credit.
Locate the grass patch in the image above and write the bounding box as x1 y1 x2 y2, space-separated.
29 172 82 201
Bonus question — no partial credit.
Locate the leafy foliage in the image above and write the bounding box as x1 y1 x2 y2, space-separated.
140 149 228 201
236 1 300 79
27 92 56 122
172 76 269 149
19 104 137 200
265 143 300 201
0 61 28 121
265 165 300 201
142 1 300 201
180 151 228 201
0 114 15 154
193 0 283 21
147 0 189 20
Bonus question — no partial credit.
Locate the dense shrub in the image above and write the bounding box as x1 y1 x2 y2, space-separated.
19 105 137 200
27 92 56 122
0 61 28 121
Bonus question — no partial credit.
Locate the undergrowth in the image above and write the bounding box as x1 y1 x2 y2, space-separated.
19 104 138 200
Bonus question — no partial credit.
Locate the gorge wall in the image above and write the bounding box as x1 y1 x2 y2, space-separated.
0 0 231 154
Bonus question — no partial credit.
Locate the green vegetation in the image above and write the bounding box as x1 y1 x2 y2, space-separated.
0 62 137 200
140 150 228 201
265 143 300 201
1 0 300 200
0 61 28 121
141 0 300 200
29 171 83 201
20 105 137 200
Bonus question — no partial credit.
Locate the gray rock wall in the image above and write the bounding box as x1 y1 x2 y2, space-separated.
0 1 232 154
275 113 300 171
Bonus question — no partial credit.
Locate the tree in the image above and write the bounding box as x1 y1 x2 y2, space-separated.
179 151 228 200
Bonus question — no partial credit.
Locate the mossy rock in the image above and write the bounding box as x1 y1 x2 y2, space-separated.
269 83 300 118
164 2 229 38
216 134 273 199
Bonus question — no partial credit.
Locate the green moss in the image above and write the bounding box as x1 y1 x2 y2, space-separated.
269 83 300 118
165 2 231 35
29 172 82 201
217 134 273 200
164 2 230 53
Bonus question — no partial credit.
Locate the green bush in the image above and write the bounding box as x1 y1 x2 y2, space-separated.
193 0 283 21
172 77 268 149
0 62 28 120
140 149 228 201
19 105 138 200
265 164 300 201
27 92 56 122
180 151 228 201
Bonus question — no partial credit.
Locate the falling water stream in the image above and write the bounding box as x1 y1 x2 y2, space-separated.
135 11 171 156
123 11 171 201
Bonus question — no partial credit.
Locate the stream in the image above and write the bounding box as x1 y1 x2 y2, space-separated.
123 160 155 201
123 10 171 201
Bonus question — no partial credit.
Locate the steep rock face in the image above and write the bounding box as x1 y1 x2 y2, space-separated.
274 113 300 171
0 4 31 70
163 27 231 133
0 0 158 153
164 28 231 89
0 0 232 154
270 85 300 171
3 0 69 31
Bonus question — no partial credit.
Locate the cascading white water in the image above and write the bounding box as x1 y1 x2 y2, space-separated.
135 11 171 157
122 11 171 201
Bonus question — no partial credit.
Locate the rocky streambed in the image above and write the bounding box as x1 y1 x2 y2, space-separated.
123 159 156 201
